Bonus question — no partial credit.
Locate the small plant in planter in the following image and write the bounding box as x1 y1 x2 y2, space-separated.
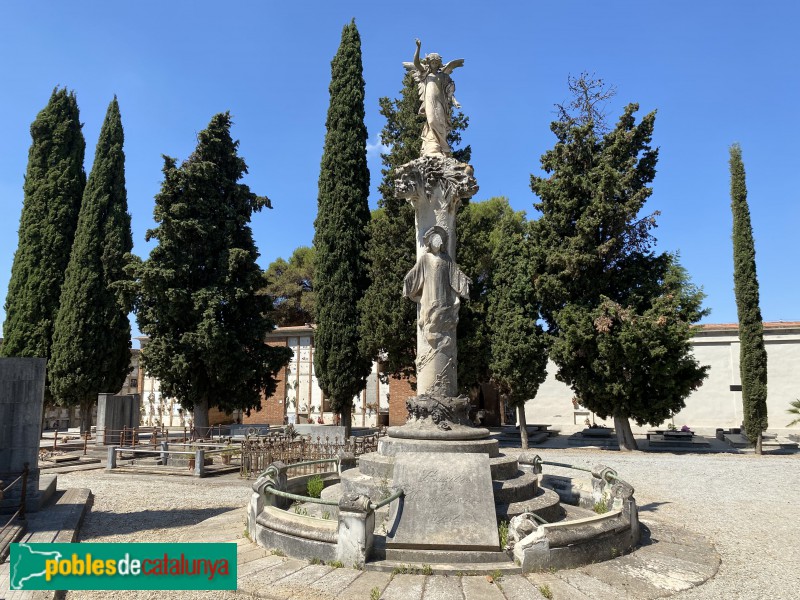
307 474 324 498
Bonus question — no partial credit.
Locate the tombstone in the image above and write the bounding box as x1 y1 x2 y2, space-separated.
0 358 45 512
95 393 141 445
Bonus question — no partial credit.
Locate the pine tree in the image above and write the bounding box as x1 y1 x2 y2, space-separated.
313 21 372 437
1 89 86 401
359 70 470 381
132 112 290 431
49 98 133 433
530 75 708 450
488 211 549 449
730 143 768 453
263 246 315 327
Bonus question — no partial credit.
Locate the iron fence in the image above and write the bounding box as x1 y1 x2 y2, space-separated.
240 430 385 478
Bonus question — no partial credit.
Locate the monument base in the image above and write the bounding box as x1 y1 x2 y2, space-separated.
389 394 488 440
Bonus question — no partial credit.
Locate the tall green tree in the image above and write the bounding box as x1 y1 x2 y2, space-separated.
1 89 86 401
50 98 133 433
263 246 315 327
455 197 515 394
530 74 708 450
132 112 290 431
359 70 470 381
313 21 372 437
488 211 549 449
730 143 768 453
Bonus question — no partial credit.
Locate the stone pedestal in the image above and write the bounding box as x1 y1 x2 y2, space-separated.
95 393 140 445
0 358 45 512
387 451 499 550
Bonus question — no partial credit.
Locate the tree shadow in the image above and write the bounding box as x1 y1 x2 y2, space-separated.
79 504 239 539
637 501 672 513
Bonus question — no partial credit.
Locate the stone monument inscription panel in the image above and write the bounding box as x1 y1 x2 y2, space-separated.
387 451 499 550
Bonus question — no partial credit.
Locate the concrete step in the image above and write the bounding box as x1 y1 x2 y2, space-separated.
357 452 520 481
496 486 564 523
0 520 26 562
384 548 510 565
489 454 519 480
365 559 521 576
492 471 538 504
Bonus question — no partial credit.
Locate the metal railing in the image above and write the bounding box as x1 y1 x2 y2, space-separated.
107 442 240 477
260 460 404 512
539 458 619 483
240 431 384 478
0 463 29 536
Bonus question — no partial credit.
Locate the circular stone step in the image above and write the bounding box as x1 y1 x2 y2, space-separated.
489 454 519 480
378 437 500 457
496 486 564 523
493 471 538 504
357 453 395 480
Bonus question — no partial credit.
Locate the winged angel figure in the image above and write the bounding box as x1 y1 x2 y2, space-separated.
403 39 464 157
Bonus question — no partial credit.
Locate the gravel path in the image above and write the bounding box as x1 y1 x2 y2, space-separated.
57 448 800 599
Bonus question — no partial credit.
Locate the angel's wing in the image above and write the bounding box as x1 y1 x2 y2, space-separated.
441 58 464 74
402 61 425 83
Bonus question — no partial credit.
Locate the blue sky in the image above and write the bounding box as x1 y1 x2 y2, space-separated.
1 1 798 338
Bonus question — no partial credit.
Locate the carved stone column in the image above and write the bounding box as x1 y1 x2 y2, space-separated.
395 156 478 401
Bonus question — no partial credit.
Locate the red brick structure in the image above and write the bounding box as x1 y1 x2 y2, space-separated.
242 331 298 425
388 376 414 426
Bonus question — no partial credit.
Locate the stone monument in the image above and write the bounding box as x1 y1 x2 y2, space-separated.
374 40 502 550
393 39 480 440
95 392 141 446
248 41 640 573
0 358 45 512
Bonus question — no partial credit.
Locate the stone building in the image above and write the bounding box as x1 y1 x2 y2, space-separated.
34 319 794 434
241 325 390 427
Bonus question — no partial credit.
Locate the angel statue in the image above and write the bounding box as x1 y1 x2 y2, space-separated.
403 226 470 360
403 39 464 157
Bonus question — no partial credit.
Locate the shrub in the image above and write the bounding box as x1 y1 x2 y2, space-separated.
307 475 324 498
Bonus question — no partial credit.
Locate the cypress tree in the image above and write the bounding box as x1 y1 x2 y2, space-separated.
488 212 549 449
1 89 86 401
50 98 133 433
358 73 421 379
313 21 372 438
132 112 290 432
730 143 768 453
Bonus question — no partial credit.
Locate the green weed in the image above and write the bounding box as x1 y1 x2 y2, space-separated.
307 474 324 498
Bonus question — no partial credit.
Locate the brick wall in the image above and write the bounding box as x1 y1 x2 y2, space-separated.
208 406 237 426
388 375 415 426
243 338 289 426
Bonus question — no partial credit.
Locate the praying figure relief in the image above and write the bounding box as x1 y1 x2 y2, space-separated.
403 226 470 397
404 39 464 157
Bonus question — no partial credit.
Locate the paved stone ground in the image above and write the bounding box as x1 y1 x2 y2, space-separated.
3 447 796 599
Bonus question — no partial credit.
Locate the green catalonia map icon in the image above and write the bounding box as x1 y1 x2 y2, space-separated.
10 543 63 590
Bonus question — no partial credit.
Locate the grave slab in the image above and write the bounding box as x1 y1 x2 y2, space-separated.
387 452 499 551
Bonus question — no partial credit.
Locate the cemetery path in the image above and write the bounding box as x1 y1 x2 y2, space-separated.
42 449 800 599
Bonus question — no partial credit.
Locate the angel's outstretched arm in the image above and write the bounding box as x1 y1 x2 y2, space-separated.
413 38 423 71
